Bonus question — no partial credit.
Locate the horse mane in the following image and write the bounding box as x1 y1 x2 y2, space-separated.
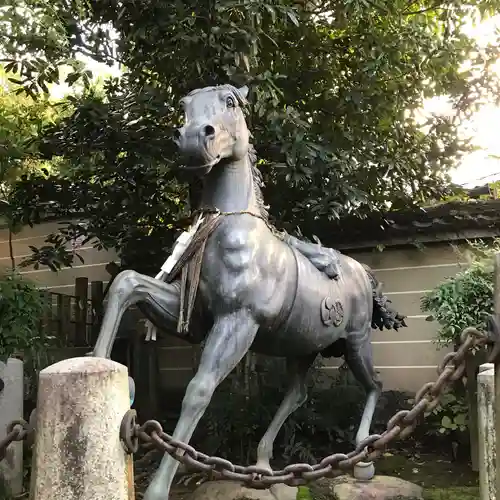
247 144 269 221
186 84 268 220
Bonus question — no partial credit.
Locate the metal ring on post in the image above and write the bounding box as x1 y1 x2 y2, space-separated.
120 409 139 454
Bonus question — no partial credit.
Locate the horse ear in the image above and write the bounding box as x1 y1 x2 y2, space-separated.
239 85 249 99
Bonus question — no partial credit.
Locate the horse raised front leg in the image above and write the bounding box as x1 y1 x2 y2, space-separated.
144 309 259 500
255 354 316 472
345 336 382 481
92 270 181 358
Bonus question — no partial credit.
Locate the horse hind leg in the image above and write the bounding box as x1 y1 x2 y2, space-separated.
345 333 382 481
254 354 316 472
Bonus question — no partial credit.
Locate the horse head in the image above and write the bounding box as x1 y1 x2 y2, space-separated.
174 84 250 174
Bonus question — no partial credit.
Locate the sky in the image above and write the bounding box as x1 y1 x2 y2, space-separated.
424 14 500 187
49 13 500 189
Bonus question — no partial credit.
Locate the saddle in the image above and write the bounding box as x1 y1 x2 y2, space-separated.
283 233 341 280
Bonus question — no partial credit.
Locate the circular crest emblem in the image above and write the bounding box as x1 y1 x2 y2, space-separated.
320 297 344 327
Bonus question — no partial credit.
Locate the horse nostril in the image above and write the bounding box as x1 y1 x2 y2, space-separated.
203 125 215 138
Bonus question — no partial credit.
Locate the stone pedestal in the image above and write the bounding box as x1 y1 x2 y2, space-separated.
189 476 422 500
190 480 297 500
310 475 423 500
30 357 134 500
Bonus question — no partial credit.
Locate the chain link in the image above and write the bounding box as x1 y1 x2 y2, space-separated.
0 419 30 463
120 326 495 488
0 409 37 463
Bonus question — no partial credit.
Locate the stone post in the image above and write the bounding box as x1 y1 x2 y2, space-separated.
478 363 496 500
30 357 135 500
494 252 500 500
0 357 24 496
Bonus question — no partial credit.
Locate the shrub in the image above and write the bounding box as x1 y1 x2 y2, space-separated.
425 391 469 436
0 271 53 403
195 355 411 466
0 271 50 362
421 239 499 347
195 357 362 465
420 239 499 441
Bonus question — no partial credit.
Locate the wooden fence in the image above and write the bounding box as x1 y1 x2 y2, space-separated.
41 277 105 348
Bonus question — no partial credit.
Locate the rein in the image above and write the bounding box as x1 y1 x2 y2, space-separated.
193 208 284 238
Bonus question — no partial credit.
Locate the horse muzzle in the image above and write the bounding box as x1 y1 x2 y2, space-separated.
174 124 222 171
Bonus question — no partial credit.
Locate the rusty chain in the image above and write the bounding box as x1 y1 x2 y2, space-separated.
0 409 36 463
119 325 496 488
1 325 497 488
0 419 30 463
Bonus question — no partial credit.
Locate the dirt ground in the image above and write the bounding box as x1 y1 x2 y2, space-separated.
375 450 479 499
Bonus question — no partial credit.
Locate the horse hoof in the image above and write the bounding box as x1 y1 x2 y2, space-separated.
353 461 375 481
142 487 163 500
252 460 273 480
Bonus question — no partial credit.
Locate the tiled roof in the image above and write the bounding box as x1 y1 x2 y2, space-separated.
331 198 500 249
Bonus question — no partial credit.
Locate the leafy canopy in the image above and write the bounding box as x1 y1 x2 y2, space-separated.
1 0 500 271
0 67 71 270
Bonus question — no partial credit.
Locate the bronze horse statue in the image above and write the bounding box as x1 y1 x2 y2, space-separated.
92 84 406 500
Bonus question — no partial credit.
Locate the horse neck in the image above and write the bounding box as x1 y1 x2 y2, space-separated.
200 155 261 214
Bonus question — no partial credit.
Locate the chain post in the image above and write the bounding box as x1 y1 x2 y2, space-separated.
30 357 135 500
493 252 500 500
0 358 24 495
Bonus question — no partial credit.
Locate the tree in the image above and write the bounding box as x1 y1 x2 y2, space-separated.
0 65 71 268
1 0 500 272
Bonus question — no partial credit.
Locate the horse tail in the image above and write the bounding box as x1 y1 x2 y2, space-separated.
362 264 407 331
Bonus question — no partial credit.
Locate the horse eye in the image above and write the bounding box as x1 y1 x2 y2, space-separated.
226 96 235 108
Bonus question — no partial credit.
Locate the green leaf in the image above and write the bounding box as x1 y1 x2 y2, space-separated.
287 11 299 26
441 416 453 429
